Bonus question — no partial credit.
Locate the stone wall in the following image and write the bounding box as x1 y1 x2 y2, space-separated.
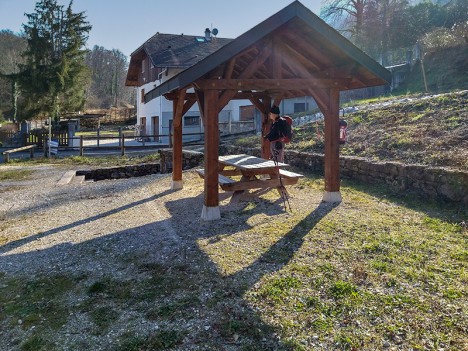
158 149 204 173
77 163 160 181
77 146 467 205
222 146 468 206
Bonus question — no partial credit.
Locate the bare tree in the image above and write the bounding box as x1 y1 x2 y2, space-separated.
320 0 369 45
85 45 134 109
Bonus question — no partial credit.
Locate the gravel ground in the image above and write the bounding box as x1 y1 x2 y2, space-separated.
0 165 199 277
1 164 316 350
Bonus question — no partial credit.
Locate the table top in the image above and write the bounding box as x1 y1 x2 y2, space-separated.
219 154 288 170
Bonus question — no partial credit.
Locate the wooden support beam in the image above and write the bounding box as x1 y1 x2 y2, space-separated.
181 98 196 116
273 96 283 106
307 88 331 114
215 42 273 110
218 90 238 111
195 89 205 125
248 95 268 114
323 88 342 203
224 58 236 79
195 78 351 91
247 94 272 159
272 38 282 79
201 89 221 220
260 96 272 159
172 89 186 189
234 91 270 100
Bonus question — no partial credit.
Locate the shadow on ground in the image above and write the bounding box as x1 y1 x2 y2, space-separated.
0 181 336 350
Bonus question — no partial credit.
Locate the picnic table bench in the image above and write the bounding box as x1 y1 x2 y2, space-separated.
196 154 304 203
2 145 37 163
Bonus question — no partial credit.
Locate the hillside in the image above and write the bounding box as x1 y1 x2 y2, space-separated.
396 45 468 94
235 91 468 171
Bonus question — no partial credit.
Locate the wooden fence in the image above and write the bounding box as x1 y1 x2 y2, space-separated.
26 131 69 147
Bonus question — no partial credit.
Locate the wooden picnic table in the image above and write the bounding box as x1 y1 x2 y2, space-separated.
197 154 303 203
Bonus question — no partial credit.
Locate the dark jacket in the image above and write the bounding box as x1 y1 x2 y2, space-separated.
265 117 288 142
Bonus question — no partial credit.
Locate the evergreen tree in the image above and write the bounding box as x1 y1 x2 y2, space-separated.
19 0 91 122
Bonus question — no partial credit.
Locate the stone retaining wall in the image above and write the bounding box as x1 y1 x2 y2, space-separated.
221 145 468 205
77 146 467 205
158 149 204 173
77 163 160 181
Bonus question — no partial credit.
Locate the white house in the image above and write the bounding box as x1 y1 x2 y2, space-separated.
125 29 316 144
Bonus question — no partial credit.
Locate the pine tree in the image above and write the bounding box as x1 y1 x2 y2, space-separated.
19 0 91 122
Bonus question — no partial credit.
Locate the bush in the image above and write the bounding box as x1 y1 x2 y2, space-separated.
421 26 466 52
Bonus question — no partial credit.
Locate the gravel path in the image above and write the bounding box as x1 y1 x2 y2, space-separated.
0 165 197 277
0 164 324 350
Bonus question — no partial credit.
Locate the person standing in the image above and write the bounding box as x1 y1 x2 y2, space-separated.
264 105 288 163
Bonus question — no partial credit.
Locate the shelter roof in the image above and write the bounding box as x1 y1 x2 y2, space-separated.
145 0 391 102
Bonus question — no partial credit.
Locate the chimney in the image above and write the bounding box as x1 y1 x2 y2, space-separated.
204 28 211 41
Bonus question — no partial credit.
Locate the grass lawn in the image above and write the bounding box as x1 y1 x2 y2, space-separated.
0 173 466 350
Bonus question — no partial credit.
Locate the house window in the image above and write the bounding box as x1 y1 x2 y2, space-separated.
184 116 200 126
294 102 307 113
141 89 145 103
141 58 146 73
240 105 255 121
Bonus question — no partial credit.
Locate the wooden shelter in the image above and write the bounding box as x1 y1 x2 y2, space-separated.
144 0 391 220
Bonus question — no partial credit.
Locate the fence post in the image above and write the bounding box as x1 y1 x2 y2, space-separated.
80 135 84 156
97 128 100 147
43 133 47 157
121 134 125 156
118 127 122 147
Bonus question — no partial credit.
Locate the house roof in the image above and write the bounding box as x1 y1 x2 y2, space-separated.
125 33 232 86
144 0 391 102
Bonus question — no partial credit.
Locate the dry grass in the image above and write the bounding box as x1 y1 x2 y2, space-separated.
235 91 468 171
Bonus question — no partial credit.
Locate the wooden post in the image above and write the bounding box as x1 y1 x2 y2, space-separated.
168 123 173 148
80 136 84 156
323 89 342 203
172 93 184 190
97 128 100 147
260 97 272 159
121 134 125 156
201 89 221 220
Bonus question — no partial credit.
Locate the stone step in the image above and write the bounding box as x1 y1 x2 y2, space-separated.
57 170 76 186
70 175 86 185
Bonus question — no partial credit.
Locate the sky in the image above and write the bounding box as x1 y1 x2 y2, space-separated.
0 0 324 58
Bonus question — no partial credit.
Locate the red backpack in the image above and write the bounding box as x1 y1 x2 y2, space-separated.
278 116 293 143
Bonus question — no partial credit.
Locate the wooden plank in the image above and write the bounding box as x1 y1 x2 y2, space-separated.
196 169 235 185
219 154 287 169
279 169 304 178
2 144 36 154
220 177 298 192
